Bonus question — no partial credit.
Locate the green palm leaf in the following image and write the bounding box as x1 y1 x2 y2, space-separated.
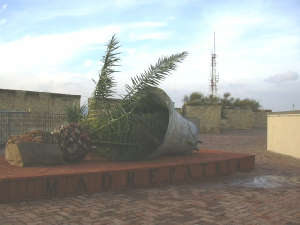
93 34 120 108
123 52 187 106
89 35 188 160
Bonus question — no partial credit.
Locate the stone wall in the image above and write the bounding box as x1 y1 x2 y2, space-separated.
183 105 221 133
221 109 269 130
182 104 269 133
221 108 254 130
0 89 80 113
253 111 268 128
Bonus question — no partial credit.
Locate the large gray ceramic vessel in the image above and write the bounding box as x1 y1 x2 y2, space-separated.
146 88 199 159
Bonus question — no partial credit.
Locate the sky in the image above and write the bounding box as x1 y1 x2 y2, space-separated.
0 0 299 111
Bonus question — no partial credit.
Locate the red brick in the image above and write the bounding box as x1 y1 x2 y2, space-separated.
133 169 149 188
228 159 239 173
54 175 69 196
42 176 59 198
169 166 187 184
149 167 169 185
110 171 127 191
188 164 203 180
0 150 255 202
25 178 44 200
8 179 28 202
217 161 230 175
0 180 9 203
100 172 113 191
83 173 102 193
205 163 217 177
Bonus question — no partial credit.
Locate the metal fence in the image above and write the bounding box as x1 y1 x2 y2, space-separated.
0 112 66 145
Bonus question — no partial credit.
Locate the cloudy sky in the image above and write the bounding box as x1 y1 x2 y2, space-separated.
0 0 299 111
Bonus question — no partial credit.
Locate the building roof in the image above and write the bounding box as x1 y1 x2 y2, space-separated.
0 88 81 98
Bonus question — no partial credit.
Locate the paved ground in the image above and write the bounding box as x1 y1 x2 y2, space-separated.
1 128 300 225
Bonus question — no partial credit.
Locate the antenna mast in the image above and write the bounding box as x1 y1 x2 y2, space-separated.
210 32 219 96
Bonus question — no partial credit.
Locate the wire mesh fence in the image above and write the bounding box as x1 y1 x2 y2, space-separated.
0 112 66 145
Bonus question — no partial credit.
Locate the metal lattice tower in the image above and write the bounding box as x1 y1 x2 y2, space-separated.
210 32 219 96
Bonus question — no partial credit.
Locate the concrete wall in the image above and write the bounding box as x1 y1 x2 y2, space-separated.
183 105 269 133
0 89 80 113
183 105 221 133
253 111 268 128
222 108 254 130
267 111 300 159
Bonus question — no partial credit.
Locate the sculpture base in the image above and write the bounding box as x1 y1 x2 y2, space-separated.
0 150 255 203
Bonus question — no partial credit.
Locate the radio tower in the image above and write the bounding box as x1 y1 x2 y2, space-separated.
210 32 219 96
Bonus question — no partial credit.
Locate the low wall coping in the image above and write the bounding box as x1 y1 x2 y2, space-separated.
268 111 300 117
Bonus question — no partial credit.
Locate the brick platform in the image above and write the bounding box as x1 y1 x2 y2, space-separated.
0 150 254 203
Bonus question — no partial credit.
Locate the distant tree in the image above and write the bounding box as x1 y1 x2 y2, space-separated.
206 94 220 105
183 92 220 106
183 91 261 111
183 92 206 105
223 92 231 99
221 92 234 106
238 98 261 111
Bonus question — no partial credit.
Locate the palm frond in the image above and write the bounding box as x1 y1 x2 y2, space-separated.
88 35 189 160
93 34 120 108
65 103 88 123
123 51 187 105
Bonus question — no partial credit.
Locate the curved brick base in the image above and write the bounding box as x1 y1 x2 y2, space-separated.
0 150 255 203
